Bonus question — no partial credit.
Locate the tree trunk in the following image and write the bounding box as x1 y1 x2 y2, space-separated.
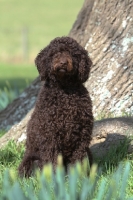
0 0 133 158
70 0 133 117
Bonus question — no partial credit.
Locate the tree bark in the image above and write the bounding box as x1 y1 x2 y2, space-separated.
70 0 133 117
0 0 133 158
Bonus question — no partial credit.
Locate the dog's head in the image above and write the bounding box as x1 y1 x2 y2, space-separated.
35 37 92 83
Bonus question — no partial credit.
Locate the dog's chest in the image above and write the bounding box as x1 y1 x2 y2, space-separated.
45 92 81 121
38 89 89 127
35 87 92 148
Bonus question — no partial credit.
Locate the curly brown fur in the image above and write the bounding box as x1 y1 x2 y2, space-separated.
18 36 93 177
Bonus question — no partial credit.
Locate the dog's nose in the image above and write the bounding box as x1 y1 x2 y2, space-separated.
60 58 68 65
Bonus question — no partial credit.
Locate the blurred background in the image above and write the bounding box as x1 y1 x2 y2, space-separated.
0 0 83 110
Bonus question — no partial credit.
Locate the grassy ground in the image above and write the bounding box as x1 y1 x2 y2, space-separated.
0 139 133 197
0 0 83 62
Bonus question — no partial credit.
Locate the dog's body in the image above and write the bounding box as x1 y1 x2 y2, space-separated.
18 37 93 177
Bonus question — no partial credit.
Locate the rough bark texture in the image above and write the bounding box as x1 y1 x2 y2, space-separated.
70 0 133 117
0 0 133 159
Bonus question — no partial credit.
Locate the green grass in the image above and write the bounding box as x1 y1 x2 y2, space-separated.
0 63 38 89
0 0 83 62
0 130 6 138
0 139 133 198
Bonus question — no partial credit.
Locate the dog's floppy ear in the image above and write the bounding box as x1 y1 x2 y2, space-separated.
35 47 49 81
78 52 92 83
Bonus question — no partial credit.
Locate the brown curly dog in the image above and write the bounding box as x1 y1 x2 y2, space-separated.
18 36 93 177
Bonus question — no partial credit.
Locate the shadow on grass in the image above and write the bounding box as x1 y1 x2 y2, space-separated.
92 135 133 174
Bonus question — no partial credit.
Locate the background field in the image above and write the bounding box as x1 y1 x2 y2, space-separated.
0 0 83 63
0 0 83 95
0 0 83 110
